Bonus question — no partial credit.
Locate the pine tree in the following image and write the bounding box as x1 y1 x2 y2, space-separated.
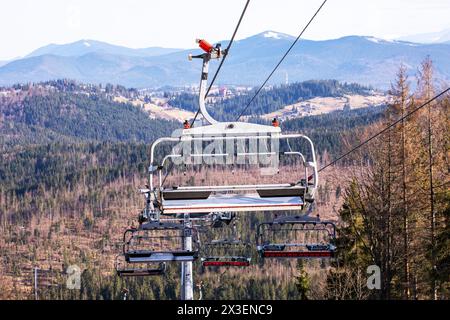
295 260 310 300
389 65 413 298
416 56 437 299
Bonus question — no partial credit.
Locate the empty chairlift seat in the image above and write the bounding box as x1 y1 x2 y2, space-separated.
122 222 199 264
261 247 336 258
160 185 306 215
201 239 252 268
147 125 320 217
125 250 198 263
256 215 337 259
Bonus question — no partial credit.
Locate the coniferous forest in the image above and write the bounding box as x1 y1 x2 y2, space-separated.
170 80 373 121
0 60 448 300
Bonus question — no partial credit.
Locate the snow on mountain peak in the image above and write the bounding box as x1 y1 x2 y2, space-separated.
365 36 385 43
83 41 91 47
365 36 397 44
263 31 282 39
364 36 420 46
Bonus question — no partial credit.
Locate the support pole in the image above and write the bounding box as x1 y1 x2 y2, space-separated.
181 213 194 300
34 267 38 300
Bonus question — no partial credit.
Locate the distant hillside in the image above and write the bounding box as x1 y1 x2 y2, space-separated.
26 39 182 58
0 104 386 197
0 82 178 150
397 28 450 44
0 31 449 89
169 80 378 121
283 104 386 158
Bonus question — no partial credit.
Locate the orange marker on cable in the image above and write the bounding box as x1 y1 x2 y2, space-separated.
197 39 214 53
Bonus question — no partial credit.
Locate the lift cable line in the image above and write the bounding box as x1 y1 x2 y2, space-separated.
235 0 328 122
204 0 251 100
165 0 250 188
318 87 450 173
190 0 251 128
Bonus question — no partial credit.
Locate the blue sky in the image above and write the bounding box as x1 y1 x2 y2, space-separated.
1 0 450 60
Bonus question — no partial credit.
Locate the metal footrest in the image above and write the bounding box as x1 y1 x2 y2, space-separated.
201 257 251 267
202 261 250 267
117 267 166 277
115 255 166 277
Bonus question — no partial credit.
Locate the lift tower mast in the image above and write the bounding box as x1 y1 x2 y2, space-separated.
180 40 225 300
181 214 194 300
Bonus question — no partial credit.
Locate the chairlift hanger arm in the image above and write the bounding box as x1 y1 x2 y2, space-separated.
188 40 225 125
190 0 251 127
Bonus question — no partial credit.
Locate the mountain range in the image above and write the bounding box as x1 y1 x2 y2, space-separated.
26 39 181 58
397 28 450 44
0 31 449 89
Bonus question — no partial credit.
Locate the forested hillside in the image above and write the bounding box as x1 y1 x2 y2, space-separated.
0 141 343 300
326 59 449 299
283 105 385 158
170 80 373 121
0 59 448 300
0 89 384 299
0 81 178 151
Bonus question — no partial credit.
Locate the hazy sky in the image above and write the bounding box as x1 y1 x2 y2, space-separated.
1 0 450 60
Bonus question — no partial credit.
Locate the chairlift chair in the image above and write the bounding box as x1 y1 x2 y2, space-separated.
122 221 199 264
201 238 252 267
139 39 316 221
144 121 319 220
200 220 252 267
256 215 337 260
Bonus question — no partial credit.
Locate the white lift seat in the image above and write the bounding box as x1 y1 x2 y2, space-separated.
161 193 304 214
162 186 306 201
125 250 198 263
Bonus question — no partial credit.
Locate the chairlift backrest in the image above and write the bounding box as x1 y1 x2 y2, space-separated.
146 126 319 218
121 221 199 264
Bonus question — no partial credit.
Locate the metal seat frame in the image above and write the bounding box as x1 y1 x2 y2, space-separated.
256 215 337 259
122 221 199 264
143 130 319 220
114 255 167 277
201 238 252 268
